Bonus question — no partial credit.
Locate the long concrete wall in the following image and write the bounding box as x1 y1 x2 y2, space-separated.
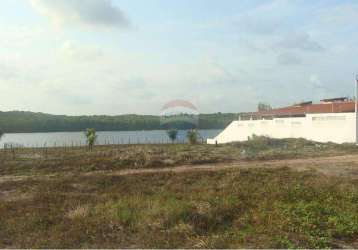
207 112 357 144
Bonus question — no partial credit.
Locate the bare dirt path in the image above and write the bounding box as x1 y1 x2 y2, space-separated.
88 154 358 179
1 154 358 184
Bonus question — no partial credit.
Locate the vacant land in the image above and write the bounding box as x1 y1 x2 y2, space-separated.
1 138 358 248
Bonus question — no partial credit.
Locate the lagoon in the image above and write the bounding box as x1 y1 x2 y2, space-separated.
0 129 222 148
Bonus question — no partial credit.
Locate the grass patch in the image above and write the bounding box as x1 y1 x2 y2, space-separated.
1 167 358 248
1 138 358 176
1 138 358 248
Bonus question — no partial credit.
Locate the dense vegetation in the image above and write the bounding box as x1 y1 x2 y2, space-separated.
0 111 238 133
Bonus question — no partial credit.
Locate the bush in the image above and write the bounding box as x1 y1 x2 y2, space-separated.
278 201 332 248
85 128 97 151
187 129 198 144
167 129 178 143
230 136 347 161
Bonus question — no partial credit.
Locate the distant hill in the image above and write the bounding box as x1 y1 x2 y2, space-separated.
0 111 238 133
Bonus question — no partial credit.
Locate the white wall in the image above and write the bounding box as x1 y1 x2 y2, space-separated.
207 113 356 144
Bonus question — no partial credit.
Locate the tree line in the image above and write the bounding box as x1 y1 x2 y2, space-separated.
0 111 239 133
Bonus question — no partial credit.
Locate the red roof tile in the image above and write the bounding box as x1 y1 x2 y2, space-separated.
253 101 355 117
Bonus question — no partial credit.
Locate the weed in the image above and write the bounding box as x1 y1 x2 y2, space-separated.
1 141 358 248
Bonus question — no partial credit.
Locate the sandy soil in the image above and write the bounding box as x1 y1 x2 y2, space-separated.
2 154 358 248
97 154 358 179
2 154 358 184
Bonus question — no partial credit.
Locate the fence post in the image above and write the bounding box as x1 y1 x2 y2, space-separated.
44 143 48 159
11 145 15 160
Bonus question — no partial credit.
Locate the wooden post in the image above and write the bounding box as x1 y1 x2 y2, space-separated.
11 145 15 160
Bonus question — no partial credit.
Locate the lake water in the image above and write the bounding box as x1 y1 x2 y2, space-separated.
0 129 222 148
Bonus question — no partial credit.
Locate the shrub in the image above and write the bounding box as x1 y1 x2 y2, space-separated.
279 201 333 248
187 129 198 144
167 129 178 143
85 128 97 151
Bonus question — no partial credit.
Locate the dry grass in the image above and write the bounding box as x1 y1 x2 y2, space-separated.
1 139 358 248
0 168 358 248
66 205 90 219
1 137 358 176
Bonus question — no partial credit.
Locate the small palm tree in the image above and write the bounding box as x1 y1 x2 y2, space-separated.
0 130 4 149
85 128 97 151
187 129 198 144
166 129 178 143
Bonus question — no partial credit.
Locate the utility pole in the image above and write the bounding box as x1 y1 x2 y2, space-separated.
356 74 358 144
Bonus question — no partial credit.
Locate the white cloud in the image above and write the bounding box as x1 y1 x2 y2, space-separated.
235 0 297 36
309 74 322 88
59 41 104 61
30 0 130 29
275 32 324 52
277 52 301 66
318 3 358 28
0 25 46 48
1 1 358 115
233 0 325 69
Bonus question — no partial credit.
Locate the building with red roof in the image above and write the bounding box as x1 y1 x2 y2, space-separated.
208 97 358 145
244 98 355 119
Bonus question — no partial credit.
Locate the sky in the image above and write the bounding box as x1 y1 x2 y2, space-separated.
0 0 358 115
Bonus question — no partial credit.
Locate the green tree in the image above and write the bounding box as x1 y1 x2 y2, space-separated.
166 129 178 143
0 111 240 133
0 129 3 149
187 129 198 144
85 128 97 151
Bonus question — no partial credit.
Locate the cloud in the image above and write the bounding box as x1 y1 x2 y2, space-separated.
187 60 239 86
2 1 358 115
307 74 334 100
0 63 17 81
0 60 42 87
235 0 297 35
59 41 104 61
0 25 44 48
114 77 155 99
46 86 93 106
233 1 325 59
309 74 323 89
318 3 358 28
275 32 324 52
30 0 130 29
277 52 301 66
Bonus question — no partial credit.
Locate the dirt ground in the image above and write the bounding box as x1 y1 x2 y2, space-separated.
1 147 358 248
86 154 358 180
1 154 358 185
